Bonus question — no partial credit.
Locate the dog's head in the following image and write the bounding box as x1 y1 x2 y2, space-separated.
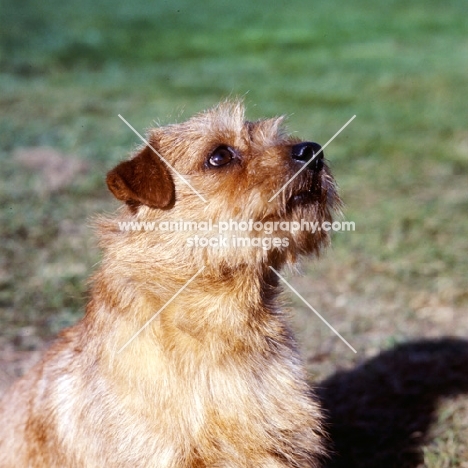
106 101 340 270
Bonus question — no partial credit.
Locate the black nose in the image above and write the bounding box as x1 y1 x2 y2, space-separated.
291 142 324 171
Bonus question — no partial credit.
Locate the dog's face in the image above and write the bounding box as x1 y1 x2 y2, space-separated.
106 101 340 269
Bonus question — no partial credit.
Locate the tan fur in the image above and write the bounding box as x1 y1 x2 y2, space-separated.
0 101 340 467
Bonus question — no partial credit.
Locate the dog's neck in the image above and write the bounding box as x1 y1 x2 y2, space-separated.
86 261 291 359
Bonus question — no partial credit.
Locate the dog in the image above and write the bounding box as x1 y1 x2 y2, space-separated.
0 101 340 467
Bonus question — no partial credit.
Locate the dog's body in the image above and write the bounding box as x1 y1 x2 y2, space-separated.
0 102 339 467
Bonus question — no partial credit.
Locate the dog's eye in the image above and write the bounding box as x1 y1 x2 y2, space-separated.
208 146 234 167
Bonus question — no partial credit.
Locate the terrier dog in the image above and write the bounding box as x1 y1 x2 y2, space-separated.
0 101 339 467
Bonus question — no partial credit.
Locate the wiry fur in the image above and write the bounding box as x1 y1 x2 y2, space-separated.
0 101 340 467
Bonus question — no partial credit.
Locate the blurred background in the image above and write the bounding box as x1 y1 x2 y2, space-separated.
1 0 467 465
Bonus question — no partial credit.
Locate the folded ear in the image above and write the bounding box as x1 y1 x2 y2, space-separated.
106 145 175 210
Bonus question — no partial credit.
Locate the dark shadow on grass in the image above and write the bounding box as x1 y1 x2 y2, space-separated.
316 338 468 468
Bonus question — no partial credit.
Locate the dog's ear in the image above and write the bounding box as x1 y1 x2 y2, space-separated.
106 145 175 210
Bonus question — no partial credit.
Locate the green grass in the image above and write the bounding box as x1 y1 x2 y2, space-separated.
1 0 468 465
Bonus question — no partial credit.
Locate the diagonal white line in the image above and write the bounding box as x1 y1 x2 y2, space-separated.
118 114 208 203
269 266 357 353
117 266 206 354
268 115 356 202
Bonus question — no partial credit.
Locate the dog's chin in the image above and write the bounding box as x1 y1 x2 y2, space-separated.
286 184 323 212
288 190 318 207
286 167 336 214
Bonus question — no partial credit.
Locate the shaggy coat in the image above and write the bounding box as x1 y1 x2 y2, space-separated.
0 101 339 467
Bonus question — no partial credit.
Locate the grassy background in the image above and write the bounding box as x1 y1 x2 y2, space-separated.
1 0 467 465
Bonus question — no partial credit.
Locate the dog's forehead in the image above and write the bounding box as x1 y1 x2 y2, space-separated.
189 102 287 146
153 102 289 165
244 117 287 146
